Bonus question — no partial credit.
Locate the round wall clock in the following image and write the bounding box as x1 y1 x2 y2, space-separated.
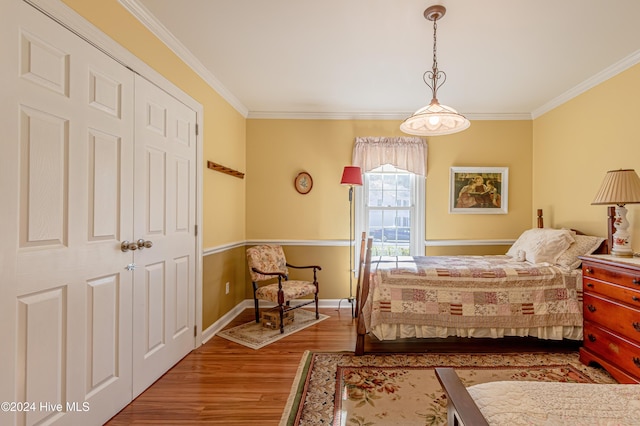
294 172 313 194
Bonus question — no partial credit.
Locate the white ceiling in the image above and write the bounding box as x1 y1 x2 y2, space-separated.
131 0 640 120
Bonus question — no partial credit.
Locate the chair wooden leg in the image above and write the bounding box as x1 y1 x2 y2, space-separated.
279 305 285 334
315 293 319 319
254 298 260 323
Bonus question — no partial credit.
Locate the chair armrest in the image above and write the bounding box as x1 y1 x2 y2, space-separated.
251 267 287 278
286 263 322 271
434 368 489 426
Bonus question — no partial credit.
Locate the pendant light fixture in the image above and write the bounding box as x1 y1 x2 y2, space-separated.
400 5 470 136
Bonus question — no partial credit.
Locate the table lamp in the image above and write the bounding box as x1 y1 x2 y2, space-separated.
592 169 640 257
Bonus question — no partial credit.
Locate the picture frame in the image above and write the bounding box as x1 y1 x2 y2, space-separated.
294 171 313 194
449 167 508 214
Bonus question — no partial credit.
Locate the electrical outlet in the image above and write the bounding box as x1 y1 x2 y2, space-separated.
225 282 230 294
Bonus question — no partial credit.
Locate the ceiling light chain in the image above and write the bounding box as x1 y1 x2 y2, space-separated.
425 14 445 104
400 5 470 137
432 18 438 68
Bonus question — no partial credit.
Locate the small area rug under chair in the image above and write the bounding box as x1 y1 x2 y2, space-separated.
217 309 329 350
281 351 616 426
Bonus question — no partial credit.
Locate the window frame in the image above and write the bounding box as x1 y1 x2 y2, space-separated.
354 165 425 260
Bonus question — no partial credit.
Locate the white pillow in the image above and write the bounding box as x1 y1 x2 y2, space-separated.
556 235 606 269
507 228 575 264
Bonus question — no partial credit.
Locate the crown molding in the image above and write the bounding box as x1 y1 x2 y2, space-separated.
532 49 640 119
119 0 249 118
120 1 640 123
114 1 531 123
247 111 532 121
464 113 531 121
247 111 408 120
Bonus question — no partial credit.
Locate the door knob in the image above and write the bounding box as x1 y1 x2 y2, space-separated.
121 241 138 252
137 239 153 249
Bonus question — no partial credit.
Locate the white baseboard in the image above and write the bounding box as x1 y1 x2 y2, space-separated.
200 298 354 344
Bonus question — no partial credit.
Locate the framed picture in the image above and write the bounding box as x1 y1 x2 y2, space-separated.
449 167 508 214
294 171 313 194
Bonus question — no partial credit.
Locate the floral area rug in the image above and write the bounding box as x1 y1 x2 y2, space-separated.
281 351 616 426
217 309 329 350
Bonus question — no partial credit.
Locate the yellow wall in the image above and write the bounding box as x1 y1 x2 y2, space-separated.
533 64 640 246
423 120 534 240
247 119 533 241
246 118 533 298
202 247 247 326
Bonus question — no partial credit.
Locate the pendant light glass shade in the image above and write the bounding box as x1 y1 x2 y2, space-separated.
401 5 470 137
400 100 470 136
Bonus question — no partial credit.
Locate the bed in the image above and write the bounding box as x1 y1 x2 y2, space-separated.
355 208 615 356
435 367 640 425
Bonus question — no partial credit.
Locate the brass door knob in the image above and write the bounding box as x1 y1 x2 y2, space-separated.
121 241 138 252
137 239 153 249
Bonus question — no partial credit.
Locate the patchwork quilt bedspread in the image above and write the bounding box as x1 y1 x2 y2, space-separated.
364 255 583 331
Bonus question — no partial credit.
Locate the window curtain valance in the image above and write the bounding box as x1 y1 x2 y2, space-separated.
352 136 427 176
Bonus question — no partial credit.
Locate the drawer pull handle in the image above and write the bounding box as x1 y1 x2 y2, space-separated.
587 334 596 342
634 357 640 369
633 279 640 285
587 304 597 313
586 283 594 288
634 322 640 332
586 268 594 274
633 296 639 302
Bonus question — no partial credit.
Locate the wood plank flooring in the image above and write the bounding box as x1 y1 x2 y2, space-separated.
106 307 580 425
105 307 357 425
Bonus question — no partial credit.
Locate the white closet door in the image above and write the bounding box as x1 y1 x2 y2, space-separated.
0 1 135 425
0 3 198 425
132 75 196 397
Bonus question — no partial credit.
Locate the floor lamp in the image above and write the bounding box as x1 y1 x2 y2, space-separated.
341 166 363 317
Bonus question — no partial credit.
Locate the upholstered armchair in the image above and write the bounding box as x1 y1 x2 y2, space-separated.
246 245 320 333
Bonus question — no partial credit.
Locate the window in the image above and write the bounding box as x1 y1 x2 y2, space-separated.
356 164 424 256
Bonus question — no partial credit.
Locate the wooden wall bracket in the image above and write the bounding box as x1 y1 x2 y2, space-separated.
207 161 244 179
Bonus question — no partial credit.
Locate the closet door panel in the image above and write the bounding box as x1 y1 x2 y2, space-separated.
1 2 134 424
132 75 196 398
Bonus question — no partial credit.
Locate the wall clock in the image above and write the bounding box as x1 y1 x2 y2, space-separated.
294 172 313 194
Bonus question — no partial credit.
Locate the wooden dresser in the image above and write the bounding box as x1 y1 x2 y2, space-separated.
579 255 640 383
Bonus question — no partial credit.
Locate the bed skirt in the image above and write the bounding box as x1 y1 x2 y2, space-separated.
370 324 583 341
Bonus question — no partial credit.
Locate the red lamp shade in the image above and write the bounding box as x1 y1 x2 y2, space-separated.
340 166 363 186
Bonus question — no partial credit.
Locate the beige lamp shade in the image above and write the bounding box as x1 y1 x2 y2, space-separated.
592 169 640 205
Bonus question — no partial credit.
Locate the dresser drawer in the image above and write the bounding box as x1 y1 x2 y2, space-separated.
583 277 640 309
583 321 640 380
582 261 640 291
583 293 640 343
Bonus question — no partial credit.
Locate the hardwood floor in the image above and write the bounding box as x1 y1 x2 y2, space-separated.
106 307 580 425
105 307 357 425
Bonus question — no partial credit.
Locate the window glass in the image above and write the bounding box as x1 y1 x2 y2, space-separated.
363 164 420 256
